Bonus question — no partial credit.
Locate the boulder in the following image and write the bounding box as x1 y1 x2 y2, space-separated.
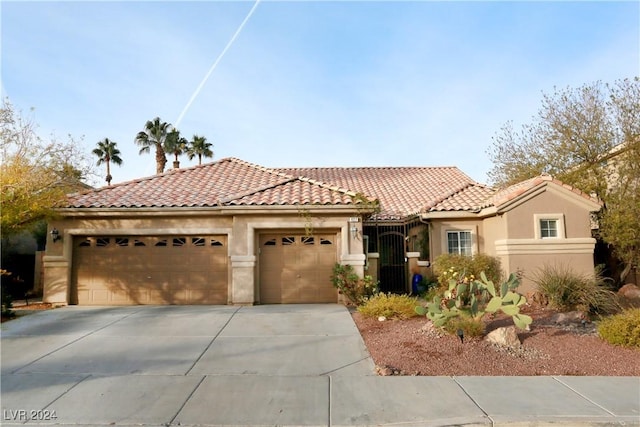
618 284 640 300
485 326 521 348
550 311 584 325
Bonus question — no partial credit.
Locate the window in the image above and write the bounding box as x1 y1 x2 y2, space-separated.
540 219 558 238
301 236 314 245
534 214 565 239
172 237 186 246
210 239 224 247
282 237 295 245
96 237 111 247
116 238 129 247
447 231 472 256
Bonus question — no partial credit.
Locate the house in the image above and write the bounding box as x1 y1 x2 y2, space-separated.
42 158 601 305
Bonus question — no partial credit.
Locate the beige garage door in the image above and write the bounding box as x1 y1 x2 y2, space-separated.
259 233 337 304
72 235 228 305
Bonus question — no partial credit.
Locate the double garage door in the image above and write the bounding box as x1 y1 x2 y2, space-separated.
72 235 228 305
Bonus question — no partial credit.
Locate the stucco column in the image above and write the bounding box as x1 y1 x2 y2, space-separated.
366 252 379 283
42 222 71 304
42 257 69 304
229 255 256 305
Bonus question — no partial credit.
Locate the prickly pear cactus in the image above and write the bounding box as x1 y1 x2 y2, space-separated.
415 271 533 330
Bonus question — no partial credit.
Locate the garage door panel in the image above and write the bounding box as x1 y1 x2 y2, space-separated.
73 235 228 305
259 233 337 304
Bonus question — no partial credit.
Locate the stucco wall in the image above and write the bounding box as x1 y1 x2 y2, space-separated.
495 185 598 294
425 183 599 296
43 208 365 305
481 215 505 257
429 219 483 258
505 187 593 240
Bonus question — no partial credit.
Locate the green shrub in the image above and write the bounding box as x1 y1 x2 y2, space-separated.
358 293 418 319
330 263 378 305
443 314 485 338
533 264 620 315
597 309 640 348
433 253 502 288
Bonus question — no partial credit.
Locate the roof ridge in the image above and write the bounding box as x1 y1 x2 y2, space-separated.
423 181 480 211
229 157 297 180
68 157 235 196
218 177 296 204
278 165 465 171
295 175 364 199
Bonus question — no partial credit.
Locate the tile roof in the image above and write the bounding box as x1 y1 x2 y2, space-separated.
427 183 495 212
66 158 600 218
66 158 364 209
482 175 600 209
427 175 601 214
277 166 477 220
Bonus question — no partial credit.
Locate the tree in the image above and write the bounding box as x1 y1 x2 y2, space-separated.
164 129 188 169
0 99 92 236
92 138 123 185
135 117 171 174
187 134 214 165
487 77 640 282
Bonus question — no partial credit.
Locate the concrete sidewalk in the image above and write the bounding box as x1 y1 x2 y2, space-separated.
1 305 639 426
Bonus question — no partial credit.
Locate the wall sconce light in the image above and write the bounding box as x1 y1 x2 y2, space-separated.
50 228 61 243
350 226 358 239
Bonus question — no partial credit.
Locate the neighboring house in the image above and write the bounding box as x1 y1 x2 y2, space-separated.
42 158 601 306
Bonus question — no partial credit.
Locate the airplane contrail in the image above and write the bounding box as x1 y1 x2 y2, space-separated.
175 0 261 129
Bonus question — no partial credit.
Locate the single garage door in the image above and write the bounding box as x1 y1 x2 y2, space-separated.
72 235 228 305
259 233 337 303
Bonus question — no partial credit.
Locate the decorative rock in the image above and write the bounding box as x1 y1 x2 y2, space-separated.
420 321 445 338
485 326 522 348
378 316 387 322
550 311 584 325
376 365 394 376
618 284 640 300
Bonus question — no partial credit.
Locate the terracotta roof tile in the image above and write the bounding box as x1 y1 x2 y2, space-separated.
428 183 495 212
66 158 367 209
68 159 596 218
278 166 476 220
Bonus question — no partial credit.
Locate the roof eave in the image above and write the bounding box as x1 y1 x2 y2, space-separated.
420 210 480 219
56 204 371 218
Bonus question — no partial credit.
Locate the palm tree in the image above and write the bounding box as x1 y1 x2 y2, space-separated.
187 135 214 165
164 129 188 169
92 138 123 186
135 117 171 174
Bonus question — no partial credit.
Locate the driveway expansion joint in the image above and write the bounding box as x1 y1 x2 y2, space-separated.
184 306 241 376
552 376 617 417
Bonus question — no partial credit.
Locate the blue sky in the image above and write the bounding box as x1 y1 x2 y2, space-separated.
2 1 639 187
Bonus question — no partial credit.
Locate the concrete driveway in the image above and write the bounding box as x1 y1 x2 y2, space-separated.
1 304 377 426
2 304 639 426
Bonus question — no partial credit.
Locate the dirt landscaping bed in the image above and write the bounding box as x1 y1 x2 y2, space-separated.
353 308 640 376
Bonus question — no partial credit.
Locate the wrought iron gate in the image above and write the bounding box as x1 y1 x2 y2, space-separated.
364 219 424 294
